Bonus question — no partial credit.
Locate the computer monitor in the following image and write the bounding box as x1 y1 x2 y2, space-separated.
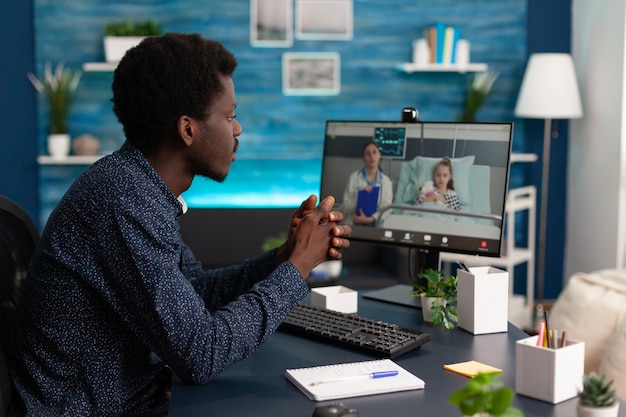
320 120 513 273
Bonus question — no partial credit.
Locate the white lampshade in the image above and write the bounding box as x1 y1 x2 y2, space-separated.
514 53 583 119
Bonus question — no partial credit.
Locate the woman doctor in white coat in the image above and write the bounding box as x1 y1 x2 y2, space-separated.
342 141 393 226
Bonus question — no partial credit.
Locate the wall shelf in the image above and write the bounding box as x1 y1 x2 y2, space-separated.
37 155 103 165
397 62 488 73
82 62 117 72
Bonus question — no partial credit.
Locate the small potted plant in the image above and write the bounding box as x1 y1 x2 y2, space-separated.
103 20 164 63
448 371 524 417
27 62 82 159
411 268 458 329
577 372 619 417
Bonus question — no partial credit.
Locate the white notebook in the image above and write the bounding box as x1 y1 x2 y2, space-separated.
285 359 425 401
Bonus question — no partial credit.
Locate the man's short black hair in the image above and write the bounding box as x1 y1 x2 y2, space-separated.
111 33 238 153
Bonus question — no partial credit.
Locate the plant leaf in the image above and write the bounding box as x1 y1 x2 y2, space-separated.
488 388 513 414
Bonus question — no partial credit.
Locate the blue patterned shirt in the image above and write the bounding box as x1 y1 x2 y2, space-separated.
11 142 309 416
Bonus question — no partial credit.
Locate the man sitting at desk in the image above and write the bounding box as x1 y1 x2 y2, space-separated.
10 33 351 416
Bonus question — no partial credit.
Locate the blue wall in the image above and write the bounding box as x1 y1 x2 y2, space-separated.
33 0 527 147
32 0 527 221
525 0 572 301
0 0 571 300
0 2 38 222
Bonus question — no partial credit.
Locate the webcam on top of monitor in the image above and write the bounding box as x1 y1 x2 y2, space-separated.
401 107 419 123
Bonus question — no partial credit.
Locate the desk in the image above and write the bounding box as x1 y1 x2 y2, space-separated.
170 293 625 417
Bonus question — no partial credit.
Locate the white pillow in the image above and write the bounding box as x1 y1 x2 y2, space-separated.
599 320 626 402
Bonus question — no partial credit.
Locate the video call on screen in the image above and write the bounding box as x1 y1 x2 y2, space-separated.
320 121 513 258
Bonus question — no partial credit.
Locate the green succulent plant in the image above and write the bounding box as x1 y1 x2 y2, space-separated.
448 372 524 417
579 372 617 408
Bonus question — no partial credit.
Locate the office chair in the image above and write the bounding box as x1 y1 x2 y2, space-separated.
0 196 39 416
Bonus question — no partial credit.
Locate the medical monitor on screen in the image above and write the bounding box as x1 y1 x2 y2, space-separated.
320 120 513 271
374 126 407 159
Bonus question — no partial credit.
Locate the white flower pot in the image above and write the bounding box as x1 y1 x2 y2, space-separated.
47 134 71 160
465 413 497 417
104 36 145 62
577 402 620 417
420 295 444 322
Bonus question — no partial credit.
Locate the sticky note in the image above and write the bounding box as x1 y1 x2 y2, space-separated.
443 360 502 377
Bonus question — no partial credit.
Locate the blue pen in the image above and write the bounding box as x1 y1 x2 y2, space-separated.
309 370 399 386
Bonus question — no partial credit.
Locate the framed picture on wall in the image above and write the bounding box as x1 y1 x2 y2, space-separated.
250 0 293 47
295 0 353 40
282 52 341 96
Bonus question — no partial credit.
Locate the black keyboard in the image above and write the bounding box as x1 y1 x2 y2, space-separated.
279 303 430 358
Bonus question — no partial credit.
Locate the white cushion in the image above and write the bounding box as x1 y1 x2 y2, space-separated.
599 320 626 401
549 269 626 373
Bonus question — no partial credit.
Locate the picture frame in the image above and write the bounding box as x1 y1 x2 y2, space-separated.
282 52 341 96
295 0 353 41
250 0 293 47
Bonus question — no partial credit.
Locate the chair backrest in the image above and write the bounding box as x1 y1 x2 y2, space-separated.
0 196 39 416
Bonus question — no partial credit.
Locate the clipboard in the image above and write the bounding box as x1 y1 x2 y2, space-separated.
356 186 380 217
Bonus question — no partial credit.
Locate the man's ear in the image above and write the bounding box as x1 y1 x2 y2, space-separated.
177 115 195 146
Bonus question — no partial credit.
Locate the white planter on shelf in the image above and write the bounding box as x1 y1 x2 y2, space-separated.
104 36 145 62
47 134 71 160
577 402 619 417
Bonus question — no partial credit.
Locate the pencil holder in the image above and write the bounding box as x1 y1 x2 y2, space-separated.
457 267 509 334
515 336 585 404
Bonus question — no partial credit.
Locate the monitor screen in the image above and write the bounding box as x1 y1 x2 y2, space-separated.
320 120 513 269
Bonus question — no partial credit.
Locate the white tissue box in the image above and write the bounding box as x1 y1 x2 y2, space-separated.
311 285 357 313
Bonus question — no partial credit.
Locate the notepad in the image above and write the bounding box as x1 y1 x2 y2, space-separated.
285 359 425 401
443 360 503 377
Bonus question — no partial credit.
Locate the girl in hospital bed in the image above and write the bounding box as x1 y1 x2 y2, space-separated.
415 157 461 210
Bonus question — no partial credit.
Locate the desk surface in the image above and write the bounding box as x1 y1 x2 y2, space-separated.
170 293 625 417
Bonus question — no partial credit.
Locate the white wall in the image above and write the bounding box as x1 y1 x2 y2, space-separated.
566 0 626 279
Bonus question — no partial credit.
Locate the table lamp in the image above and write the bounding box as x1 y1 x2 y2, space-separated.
514 53 583 309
